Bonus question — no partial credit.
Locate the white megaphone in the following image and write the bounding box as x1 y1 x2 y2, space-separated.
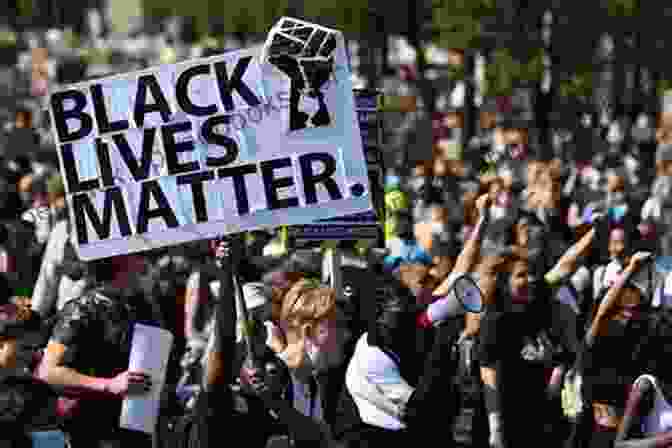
450 274 484 314
427 273 484 325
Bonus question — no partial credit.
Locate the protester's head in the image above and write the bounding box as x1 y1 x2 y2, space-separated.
508 257 530 304
0 303 40 369
154 254 191 296
414 203 449 257
279 279 342 372
267 270 305 323
367 275 417 352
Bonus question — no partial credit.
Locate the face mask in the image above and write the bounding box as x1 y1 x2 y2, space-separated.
304 336 334 373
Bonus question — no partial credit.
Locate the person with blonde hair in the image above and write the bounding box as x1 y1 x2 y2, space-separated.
278 279 347 427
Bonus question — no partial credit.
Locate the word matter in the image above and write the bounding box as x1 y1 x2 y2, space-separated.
71 151 355 245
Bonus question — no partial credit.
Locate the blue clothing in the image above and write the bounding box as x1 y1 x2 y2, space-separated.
383 238 432 271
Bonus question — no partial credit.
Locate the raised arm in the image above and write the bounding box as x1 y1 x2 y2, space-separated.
413 195 491 333
36 299 151 402
545 227 596 287
432 193 492 297
585 252 651 347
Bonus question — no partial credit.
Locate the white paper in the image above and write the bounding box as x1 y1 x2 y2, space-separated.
120 323 174 434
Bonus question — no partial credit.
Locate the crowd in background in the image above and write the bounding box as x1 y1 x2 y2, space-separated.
2 17 672 448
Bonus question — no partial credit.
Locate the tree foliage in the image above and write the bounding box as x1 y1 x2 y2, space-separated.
302 1 375 36
433 0 497 50
142 0 289 36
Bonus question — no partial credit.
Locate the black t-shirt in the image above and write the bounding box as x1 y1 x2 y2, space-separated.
50 288 151 431
580 316 648 405
0 369 60 442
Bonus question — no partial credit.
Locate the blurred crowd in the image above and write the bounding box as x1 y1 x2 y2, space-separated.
3 15 672 448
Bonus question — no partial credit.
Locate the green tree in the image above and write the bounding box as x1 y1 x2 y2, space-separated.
302 1 375 35
433 0 497 50
142 0 289 38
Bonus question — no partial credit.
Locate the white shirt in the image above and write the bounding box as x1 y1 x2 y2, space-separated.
31 220 87 316
346 334 414 430
653 272 672 308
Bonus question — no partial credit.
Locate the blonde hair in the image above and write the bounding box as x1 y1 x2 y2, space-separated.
270 271 306 322
280 279 336 330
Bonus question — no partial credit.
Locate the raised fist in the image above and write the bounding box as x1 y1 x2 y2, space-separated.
264 19 337 131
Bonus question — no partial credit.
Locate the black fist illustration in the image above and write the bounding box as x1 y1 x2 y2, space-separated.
265 19 338 132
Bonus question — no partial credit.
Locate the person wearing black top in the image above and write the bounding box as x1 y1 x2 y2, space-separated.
0 302 62 448
479 255 559 448
333 194 493 448
194 237 331 448
36 255 158 448
566 251 653 448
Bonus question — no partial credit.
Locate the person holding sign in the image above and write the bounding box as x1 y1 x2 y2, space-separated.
36 254 158 448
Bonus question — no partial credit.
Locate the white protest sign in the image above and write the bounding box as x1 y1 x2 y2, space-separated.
120 323 173 434
48 17 371 260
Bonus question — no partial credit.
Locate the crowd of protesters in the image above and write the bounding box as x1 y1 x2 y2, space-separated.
3 17 672 448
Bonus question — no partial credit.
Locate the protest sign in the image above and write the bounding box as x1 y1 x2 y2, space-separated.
290 89 383 242
48 17 372 260
120 323 173 434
